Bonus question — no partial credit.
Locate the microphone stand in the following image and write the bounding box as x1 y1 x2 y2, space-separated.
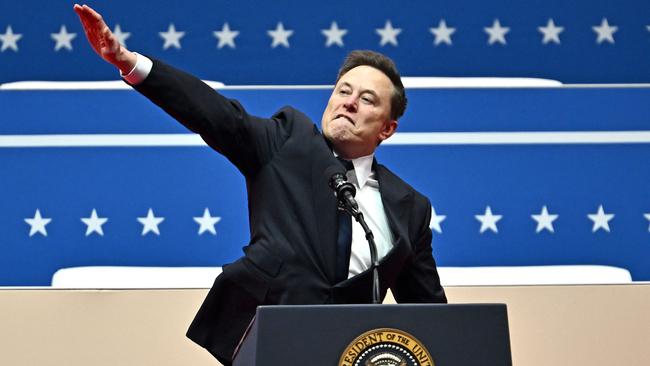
339 202 380 305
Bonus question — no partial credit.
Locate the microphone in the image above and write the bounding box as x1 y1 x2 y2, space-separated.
326 167 358 212
325 165 381 304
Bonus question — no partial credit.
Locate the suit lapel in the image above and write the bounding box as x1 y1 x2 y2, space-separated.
310 134 341 283
374 161 413 262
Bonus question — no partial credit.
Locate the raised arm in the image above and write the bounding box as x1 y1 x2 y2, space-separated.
73 3 137 74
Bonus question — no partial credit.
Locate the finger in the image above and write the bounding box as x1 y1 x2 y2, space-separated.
74 4 93 19
75 7 97 32
76 6 106 41
74 4 100 30
83 4 106 25
76 11 94 42
77 12 94 38
75 11 106 55
73 4 87 25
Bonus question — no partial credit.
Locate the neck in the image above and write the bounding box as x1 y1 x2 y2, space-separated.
332 145 375 161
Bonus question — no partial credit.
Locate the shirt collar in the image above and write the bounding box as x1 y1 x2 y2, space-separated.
351 153 375 188
334 152 375 189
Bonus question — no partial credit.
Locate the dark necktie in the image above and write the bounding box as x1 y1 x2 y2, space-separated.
335 157 353 282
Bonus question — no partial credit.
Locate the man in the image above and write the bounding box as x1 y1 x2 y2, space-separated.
74 4 446 365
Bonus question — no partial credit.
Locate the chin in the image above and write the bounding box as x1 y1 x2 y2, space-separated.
326 120 352 137
326 127 351 144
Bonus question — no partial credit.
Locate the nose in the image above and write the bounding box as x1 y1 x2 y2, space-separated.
343 95 358 112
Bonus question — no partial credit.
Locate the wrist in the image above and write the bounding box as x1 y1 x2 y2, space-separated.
121 52 153 85
114 50 138 75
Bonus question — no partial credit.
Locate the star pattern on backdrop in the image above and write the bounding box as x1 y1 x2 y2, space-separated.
484 19 510 45
213 23 239 49
267 22 293 48
25 209 52 237
376 20 401 47
12 207 650 238
538 18 564 45
475 206 503 234
159 23 185 50
50 25 77 51
0 25 23 52
531 205 559 233
321 21 347 47
137 208 165 236
112 24 131 47
81 209 108 236
592 18 617 44
429 19 456 46
193 208 222 235
7 17 650 55
587 205 614 233
429 207 447 234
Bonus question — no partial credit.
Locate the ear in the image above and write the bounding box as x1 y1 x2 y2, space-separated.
378 119 398 141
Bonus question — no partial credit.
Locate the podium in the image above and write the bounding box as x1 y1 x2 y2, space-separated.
233 304 511 366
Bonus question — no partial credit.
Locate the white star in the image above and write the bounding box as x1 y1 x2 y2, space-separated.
376 20 401 47
587 205 614 233
538 18 564 45
213 23 239 49
0 25 23 52
592 18 618 44
137 208 164 236
25 209 51 237
112 24 131 47
321 21 347 47
81 209 108 236
647 25 650 34
644 213 650 232
267 22 293 48
193 208 222 235
429 19 456 46
159 23 185 50
484 19 510 45
475 206 502 234
531 206 559 233
429 207 447 234
50 25 77 51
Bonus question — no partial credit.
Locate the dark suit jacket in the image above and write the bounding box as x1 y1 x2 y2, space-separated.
132 59 446 365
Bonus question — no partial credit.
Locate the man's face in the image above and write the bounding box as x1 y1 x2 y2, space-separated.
321 65 398 159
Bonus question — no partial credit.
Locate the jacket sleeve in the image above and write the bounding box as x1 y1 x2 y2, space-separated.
131 58 291 177
391 196 447 303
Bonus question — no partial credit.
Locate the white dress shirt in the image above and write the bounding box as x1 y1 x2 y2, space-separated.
343 154 395 278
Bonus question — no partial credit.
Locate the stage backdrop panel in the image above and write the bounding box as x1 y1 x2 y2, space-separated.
1 86 649 285
2 0 650 84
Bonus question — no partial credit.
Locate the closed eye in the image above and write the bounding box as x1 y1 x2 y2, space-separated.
361 95 375 104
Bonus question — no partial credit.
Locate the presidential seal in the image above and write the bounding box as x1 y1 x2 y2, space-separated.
338 328 434 366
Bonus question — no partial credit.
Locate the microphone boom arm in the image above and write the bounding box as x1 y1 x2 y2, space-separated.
338 202 381 305
329 169 381 304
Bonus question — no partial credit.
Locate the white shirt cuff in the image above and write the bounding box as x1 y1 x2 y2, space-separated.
121 52 153 85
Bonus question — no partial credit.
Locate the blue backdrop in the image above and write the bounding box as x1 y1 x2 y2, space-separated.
1 0 650 84
1 86 649 285
2 0 649 285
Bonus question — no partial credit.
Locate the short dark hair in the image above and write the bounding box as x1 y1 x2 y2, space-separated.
336 50 407 120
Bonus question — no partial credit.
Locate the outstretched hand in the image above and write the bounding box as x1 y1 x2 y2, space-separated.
73 3 137 74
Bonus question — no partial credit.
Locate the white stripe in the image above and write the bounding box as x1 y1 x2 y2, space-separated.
3 80 650 91
1 131 650 148
0 80 224 90
386 131 650 145
0 134 204 147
